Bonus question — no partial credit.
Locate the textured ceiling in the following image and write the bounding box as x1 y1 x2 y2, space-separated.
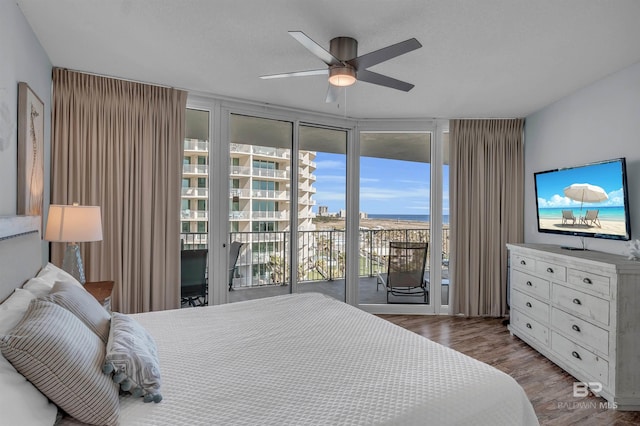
16 0 640 119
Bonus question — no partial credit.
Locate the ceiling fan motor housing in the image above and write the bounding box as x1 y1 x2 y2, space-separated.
330 37 358 61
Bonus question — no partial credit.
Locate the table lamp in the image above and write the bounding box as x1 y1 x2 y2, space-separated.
44 203 103 285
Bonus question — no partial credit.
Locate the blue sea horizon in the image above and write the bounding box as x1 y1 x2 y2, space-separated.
367 213 449 225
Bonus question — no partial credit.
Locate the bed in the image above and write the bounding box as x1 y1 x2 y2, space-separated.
0 221 539 426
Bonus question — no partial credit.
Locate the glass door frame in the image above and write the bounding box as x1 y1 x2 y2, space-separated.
187 94 449 313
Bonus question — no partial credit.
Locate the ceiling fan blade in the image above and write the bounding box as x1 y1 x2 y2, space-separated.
289 31 342 66
357 69 415 92
260 69 328 79
325 84 340 103
348 38 422 70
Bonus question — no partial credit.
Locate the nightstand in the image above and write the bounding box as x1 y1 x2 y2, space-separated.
84 280 114 311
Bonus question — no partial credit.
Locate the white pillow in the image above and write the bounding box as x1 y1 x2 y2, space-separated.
0 288 36 334
0 289 58 425
0 355 58 425
36 262 84 289
22 277 55 298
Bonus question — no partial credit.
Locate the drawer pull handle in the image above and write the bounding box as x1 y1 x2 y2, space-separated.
583 277 592 284
547 267 554 273
526 323 532 329
520 260 526 265
572 298 582 305
572 324 581 332
525 302 532 308
526 281 533 286
572 351 581 360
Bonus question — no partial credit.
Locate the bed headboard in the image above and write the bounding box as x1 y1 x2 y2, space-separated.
0 216 43 302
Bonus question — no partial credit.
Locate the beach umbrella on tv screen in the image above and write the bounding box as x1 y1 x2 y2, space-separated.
563 183 608 211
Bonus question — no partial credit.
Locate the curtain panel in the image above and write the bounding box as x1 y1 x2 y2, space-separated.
51 68 187 313
449 119 524 317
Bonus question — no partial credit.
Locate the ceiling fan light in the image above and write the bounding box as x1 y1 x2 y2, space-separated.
328 66 356 87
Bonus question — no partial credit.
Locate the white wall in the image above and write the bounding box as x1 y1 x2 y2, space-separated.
524 61 640 256
0 0 52 260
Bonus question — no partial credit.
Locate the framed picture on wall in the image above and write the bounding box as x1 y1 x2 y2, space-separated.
17 82 44 216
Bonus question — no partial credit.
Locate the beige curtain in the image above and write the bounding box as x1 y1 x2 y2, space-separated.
51 68 187 314
449 119 524 317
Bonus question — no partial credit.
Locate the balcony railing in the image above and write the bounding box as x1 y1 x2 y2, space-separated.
183 164 208 175
184 139 209 152
182 187 208 198
181 228 450 290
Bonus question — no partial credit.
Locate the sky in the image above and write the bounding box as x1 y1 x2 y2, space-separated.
535 160 626 208
312 152 450 215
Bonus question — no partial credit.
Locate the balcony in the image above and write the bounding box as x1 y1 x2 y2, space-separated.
252 168 289 180
251 211 289 220
182 187 208 198
251 189 289 200
181 210 208 220
229 188 251 198
181 228 451 304
184 139 209 152
230 165 251 176
183 164 208 175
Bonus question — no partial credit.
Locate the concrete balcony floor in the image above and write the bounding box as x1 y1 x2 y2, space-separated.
227 276 450 305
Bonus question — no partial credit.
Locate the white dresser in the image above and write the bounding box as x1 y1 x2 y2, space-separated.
507 243 640 410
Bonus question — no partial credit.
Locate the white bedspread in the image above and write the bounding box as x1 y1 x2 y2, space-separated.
116 293 538 425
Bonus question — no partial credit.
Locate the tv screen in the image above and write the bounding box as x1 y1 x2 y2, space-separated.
534 158 631 241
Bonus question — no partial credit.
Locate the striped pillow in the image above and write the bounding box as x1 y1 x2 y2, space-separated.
0 299 119 426
44 280 111 343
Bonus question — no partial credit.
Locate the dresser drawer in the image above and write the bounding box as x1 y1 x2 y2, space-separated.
567 269 610 297
512 309 549 345
551 331 609 386
511 253 536 272
551 307 609 355
535 261 567 282
552 284 609 326
511 289 549 323
512 270 550 300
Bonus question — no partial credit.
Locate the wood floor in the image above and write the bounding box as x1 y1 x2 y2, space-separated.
378 314 640 426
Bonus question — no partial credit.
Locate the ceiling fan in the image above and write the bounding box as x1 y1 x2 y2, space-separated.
260 31 422 102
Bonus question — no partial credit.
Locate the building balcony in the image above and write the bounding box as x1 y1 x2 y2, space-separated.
252 168 289 180
251 211 289 220
182 187 208 198
183 164 208 175
181 210 208 220
229 188 251 198
184 139 209 152
251 189 289 200
230 165 251 176
251 146 290 159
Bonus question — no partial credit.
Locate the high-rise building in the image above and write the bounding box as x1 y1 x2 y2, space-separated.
181 138 317 288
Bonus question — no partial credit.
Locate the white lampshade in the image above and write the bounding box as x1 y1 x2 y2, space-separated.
45 204 103 243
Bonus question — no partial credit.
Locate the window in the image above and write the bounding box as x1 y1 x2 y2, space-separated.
197 200 206 211
197 177 207 188
181 222 190 233
197 156 207 165
252 221 276 232
197 222 207 233
181 200 190 210
182 178 190 188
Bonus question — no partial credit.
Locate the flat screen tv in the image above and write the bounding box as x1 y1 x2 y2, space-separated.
534 158 631 242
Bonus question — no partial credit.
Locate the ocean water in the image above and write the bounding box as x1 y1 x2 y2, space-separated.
537 206 626 222
367 214 450 225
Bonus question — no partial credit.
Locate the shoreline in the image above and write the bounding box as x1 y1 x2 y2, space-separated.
538 218 627 237
313 217 449 231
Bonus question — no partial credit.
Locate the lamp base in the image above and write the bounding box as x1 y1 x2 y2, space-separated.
62 243 86 285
